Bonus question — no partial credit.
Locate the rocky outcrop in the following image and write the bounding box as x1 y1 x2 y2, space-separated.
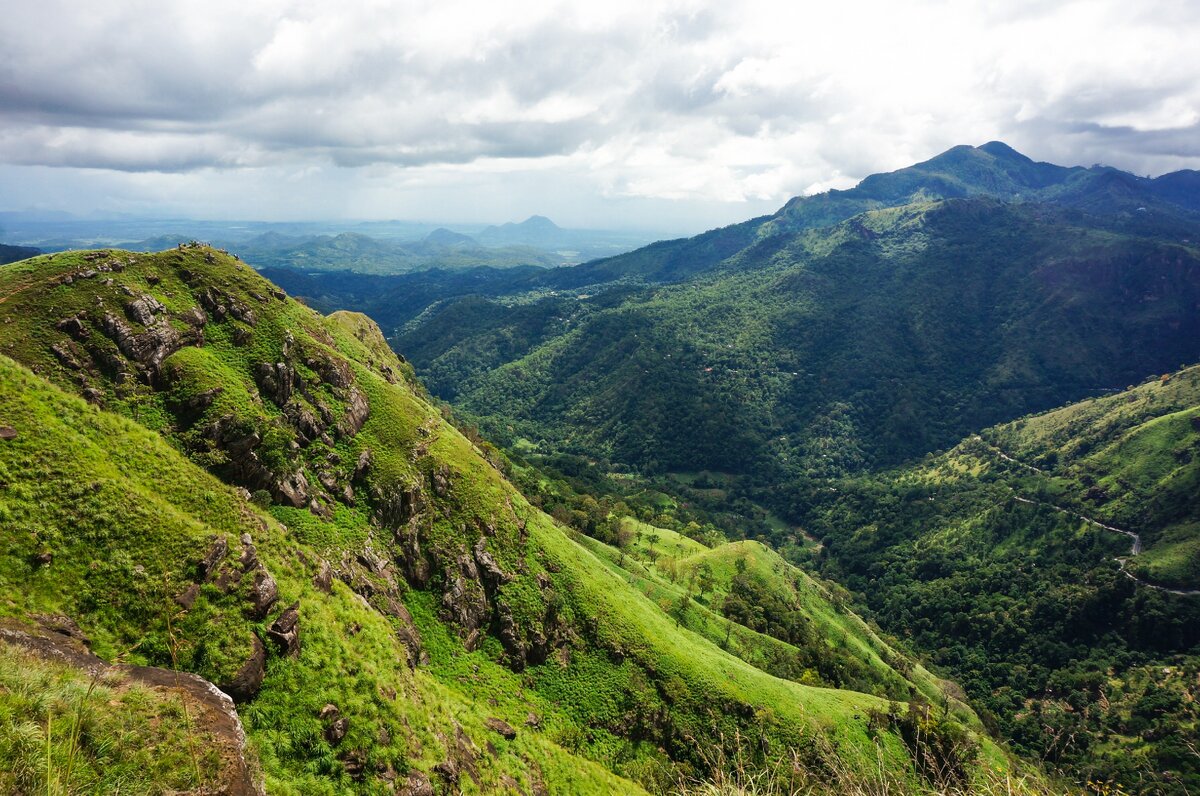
484 717 517 740
0 620 263 795
267 601 301 657
249 569 279 619
220 635 266 704
253 361 297 406
125 294 165 326
98 310 183 375
337 386 370 437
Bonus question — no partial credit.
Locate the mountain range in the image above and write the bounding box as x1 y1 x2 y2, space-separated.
2 142 1199 793
259 141 1200 792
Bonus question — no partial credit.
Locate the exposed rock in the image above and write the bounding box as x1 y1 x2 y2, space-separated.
248 569 279 619
2 622 263 795
325 716 350 746
314 559 334 593
253 361 297 406
125 294 165 326
56 316 89 339
271 288 287 301
400 771 435 796
34 550 53 566
484 717 517 740
220 635 266 704
440 557 489 639
434 759 459 787
308 497 333 520
524 712 541 729
319 703 340 721
275 470 310 508
314 355 353 388
382 596 423 667
473 537 510 588
432 465 451 498
0 426 15 440
50 342 82 369
98 311 182 373
176 582 201 610
232 327 252 346
200 535 229 580
238 534 258 571
180 306 208 327
284 400 326 443
340 749 367 781
267 601 301 656
496 603 526 670
353 449 372 480
337 386 370 437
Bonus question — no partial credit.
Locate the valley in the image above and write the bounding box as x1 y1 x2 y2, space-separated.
1 143 1198 794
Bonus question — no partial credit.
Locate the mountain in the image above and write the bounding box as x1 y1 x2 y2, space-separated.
0 245 1038 793
397 198 1200 480
477 215 564 247
421 227 478 247
228 230 563 274
268 142 1200 793
0 243 40 264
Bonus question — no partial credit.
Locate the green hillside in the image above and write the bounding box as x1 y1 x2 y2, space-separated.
399 198 1200 484
799 366 1200 793
0 246 1042 793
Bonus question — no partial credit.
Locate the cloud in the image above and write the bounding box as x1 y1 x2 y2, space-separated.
0 0 1198 227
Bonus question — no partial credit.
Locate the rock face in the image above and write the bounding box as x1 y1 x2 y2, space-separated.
267 601 301 657
484 717 517 740
220 636 267 703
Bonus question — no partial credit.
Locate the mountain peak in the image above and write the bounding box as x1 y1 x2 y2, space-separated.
977 140 1031 161
516 215 559 230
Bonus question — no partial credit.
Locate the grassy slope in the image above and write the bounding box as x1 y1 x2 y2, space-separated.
985 366 1200 586
0 247 1016 792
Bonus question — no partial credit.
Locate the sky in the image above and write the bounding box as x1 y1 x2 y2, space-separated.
2 0 1199 233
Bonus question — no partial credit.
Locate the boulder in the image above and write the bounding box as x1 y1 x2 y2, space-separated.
484 717 517 740
220 635 266 703
248 569 279 619
324 716 349 746
267 601 301 656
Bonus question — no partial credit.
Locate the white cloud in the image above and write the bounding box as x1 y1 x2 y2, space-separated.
0 0 1198 229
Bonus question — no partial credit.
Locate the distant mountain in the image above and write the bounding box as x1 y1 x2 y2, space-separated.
539 141 1200 287
477 215 563 247
0 243 41 264
421 227 477 247
226 230 562 274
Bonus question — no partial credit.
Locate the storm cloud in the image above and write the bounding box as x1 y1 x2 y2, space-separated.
2 0 1199 228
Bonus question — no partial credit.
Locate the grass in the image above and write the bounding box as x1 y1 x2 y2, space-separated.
0 645 227 794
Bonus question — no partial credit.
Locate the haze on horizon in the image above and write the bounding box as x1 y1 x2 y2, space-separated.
2 0 1200 234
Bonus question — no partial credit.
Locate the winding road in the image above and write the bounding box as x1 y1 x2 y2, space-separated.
976 440 1199 596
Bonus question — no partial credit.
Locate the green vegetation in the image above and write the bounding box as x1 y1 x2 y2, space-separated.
0 246 1035 793
251 143 1200 795
797 367 1200 794
0 644 230 795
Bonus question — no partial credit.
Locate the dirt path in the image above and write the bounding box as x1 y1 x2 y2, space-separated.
1011 495 1199 596
975 440 1197 595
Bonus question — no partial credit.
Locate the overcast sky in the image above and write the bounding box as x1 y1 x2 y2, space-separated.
2 0 1199 232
